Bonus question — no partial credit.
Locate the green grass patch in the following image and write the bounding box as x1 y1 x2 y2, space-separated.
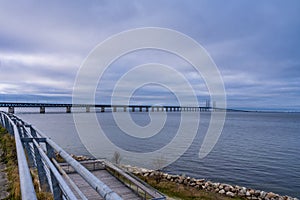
138 175 245 200
0 126 53 200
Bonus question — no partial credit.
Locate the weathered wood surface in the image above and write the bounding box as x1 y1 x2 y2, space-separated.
67 169 142 200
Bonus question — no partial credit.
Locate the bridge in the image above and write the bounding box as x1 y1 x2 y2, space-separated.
0 102 214 114
0 111 166 200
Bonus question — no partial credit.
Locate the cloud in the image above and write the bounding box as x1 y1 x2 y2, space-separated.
0 1 299 111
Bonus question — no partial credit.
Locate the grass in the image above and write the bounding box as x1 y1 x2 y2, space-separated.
138 175 245 200
0 126 21 200
0 126 53 200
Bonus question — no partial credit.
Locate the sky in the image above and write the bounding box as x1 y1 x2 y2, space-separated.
0 0 300 111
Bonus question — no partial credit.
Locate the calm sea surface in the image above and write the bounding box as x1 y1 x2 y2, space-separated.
16 110 300 198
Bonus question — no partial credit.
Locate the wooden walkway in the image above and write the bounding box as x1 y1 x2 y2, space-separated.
68 169 142 200
58 160 165 200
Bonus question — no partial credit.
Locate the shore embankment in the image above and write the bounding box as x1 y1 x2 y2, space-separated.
122 165 299 200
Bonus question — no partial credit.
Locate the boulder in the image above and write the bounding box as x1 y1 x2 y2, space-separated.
260 191 267 198
143 173 149 177
224 186 231 192
226 191 235 198
254 190 261 197
266 192 278 199
219 189 225 194
246 191 251 197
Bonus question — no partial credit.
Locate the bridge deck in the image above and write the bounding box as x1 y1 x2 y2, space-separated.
67 169 141 200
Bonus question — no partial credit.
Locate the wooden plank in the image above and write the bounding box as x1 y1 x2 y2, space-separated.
66 169 141 200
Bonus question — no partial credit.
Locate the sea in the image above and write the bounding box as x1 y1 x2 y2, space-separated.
12 109 300 198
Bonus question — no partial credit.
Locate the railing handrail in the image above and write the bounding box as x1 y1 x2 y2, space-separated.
15 115 122 200
0 111 37 200
39 131 123 200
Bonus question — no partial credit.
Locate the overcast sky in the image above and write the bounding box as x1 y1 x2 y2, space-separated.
0 0 299 111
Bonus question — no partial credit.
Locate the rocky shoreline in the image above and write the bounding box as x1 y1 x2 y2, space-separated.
121 165 299 200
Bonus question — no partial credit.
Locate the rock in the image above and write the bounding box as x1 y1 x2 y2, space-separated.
254 190 261 196
219 189 225 194
196 179 205 184
246 191 251 197
190 182 196 187
235 185 242 190
224 186 231 192
194 184 200 189
266 192 278 199
183 178 189 185
240 187 246 192
0 191 9 200
132 171 140 175
149 172 155 177
177 178 183 184
238 187 247 197
206 181 212 186
226 191 235 197
140 168 146 173
213 182 220 189
238 191 246 197
260 191 267 198
143 173 149 177
249 189 255 195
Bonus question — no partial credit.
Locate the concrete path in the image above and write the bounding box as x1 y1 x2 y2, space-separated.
0 149 9 200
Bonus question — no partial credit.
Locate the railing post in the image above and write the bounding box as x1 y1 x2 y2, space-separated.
34 144 50 191
19 125 35 167
46 143 62 200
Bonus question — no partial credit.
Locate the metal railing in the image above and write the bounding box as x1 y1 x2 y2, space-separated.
0 111 122 200
59 159 166 200
0 112 37 200
0 111 166 200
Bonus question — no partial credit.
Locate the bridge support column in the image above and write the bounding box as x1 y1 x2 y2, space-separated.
86 106 90 112
151 107 154 112
145 107 149 112
101 107 105 112
156 107 159 112
123 106 127 112
8 106 14 114
139 107 142 112
40 106 45 114
132 107 135 112
66 106 71 113
113 106 117 112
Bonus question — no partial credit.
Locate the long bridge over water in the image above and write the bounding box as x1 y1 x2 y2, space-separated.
0 102 219 114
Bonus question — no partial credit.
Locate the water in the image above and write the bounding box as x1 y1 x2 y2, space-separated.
17 111 300 198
